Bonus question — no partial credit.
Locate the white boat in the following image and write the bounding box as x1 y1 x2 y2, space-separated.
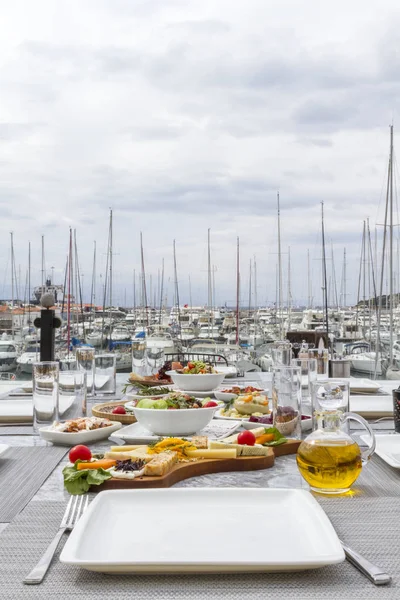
110 326 131 342
345 343 382 375
16 344 40 374
0 340 19 372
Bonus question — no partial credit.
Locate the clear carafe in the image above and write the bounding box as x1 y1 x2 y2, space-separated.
296 410 375 494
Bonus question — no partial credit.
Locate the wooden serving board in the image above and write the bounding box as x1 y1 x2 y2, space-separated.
98 439 301 490
91 400 137 425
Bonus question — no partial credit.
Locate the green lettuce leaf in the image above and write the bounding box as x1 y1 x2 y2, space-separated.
262 427 288 446
62 463 112 495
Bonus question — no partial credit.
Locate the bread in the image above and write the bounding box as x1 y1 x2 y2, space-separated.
144 452 178 476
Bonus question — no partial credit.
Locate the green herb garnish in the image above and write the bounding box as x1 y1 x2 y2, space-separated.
261 427 287 446
62 462 112 495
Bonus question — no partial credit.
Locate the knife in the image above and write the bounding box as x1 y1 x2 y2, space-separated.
340 540 392 585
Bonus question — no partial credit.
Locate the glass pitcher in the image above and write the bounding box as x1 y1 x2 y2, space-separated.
296 410 375 494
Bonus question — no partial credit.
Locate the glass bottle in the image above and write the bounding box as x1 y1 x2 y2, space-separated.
296 410 375 494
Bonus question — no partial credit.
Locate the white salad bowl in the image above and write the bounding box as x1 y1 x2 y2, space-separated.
132 406 218 436
166 371 225 392
214 390 238 402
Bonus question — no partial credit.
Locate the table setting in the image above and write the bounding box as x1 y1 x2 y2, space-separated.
0 355 399 599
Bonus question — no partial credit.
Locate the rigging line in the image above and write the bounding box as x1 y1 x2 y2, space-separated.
355 222 365 331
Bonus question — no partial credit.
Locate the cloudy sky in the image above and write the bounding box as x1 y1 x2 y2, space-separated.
0 0 399 308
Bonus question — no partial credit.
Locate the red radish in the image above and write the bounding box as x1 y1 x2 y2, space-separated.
112 405 126 415
69 445 92 463
237 431 256 446
203 400 218 408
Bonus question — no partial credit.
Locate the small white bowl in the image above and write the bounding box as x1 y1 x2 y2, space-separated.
214 390 238 402
132 406 218 436
39 421 122 446
166 371 225 392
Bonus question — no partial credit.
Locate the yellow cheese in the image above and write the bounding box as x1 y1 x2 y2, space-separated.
185 448 237 459
104 447 152 462
110 445 142 452
209 440 272 457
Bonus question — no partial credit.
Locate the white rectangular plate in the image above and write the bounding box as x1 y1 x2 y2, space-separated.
0 399 33 423
115 419 242 444
350 379 382 393
0 444 9 458
39 421 122 446
350 396 393 417
361 434 400 468
60 488 344 573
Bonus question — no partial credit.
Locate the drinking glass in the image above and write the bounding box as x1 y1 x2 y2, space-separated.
131 339 147 375
272 365 302 438
271 341 292 367
291 358 317 418
307 348 329 380
311 379 350 431
145 346 165 375
58 370 87 419
76 347 95 396
94 354 117 396
32 361 59 431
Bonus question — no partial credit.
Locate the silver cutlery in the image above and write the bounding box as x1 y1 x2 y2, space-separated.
23 495 89 585
340 540 392 585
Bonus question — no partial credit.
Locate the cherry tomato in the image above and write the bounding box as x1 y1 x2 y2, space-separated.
203 401 218 408
237 431 256 446
112 405 126 414
69 445 92 463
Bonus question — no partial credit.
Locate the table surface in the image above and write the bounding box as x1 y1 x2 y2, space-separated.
0 373 399 598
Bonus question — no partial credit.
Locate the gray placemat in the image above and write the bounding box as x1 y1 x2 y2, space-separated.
0 447 67 522
0 426 35 436
0 497 398 600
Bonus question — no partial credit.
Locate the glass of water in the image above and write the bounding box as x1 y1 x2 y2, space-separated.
94 354 116 396
311 379 350 431
32 361 59 431
58 370 87 419
131 339 147 375
76 347 95 396
272 365 302 438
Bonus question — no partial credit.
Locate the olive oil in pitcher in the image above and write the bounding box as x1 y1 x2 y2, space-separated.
296 410 375 494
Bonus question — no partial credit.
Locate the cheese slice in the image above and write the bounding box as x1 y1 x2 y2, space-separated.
185 448 237 459
209 441 272 457
108 467 145 480
110 445 142 452
104 447 152 462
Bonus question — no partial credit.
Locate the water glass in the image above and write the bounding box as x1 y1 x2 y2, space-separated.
271 341 292 367
76 347 95 396
58 370 87 419
272 365 302 438
145 346 165 375
291 358 317 418
32 362 59 431
94 354 117 396
307 348 329 380
311 379 350 431
132 339 147 375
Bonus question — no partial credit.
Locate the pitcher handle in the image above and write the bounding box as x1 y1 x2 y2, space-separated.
342 411 376 464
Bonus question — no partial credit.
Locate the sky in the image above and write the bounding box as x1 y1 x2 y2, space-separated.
0 0 399 308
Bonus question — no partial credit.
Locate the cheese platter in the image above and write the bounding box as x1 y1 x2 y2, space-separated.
62 427 301 494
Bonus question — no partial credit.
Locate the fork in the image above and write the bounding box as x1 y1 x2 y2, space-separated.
23 495 89 585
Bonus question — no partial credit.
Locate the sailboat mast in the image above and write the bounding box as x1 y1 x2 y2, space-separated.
235 237 240 345
10 232 14 340
248 258 252 314
343 248 346 308
109 209 113 312
28 241 31 325
277 193 283 338
389 124 394 366
287 246 291 330
307 248 312 308
41 235 45 296
159 259 164 325
140 232 149 328
207 229 212 331
321 202 329 343
173 240 182 341
67 228 72 357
